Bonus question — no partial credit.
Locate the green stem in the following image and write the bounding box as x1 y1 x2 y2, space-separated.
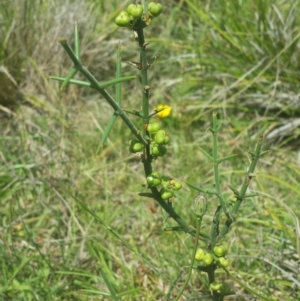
207 265 223 301
135 20 152 176
211 112 232 245
174 216 202 301
58 39 147 147
218 136 264 240
134 21 208 239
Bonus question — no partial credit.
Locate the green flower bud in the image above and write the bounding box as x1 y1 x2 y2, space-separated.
154 130 166 145
127 4 143 19
147 2 163 17
218 257 229 268
115 11 131 27
147 122 161 133
210 282 223 291
129 139 143 153
146 172 162 186
163 134 170 145
203 253 214 266
213 245 227 257
151 144 167 157
192 194 207 218
195 248 205 261
160 187 174 200
169 180 182 191
151 171 161 178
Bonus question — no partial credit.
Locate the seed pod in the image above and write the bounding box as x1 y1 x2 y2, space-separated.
147 122 161 133
115 11 131 27
160 187 174 200
213 245 227 257
169 180 182 191
154 130 166 145
146 172 162 186
203 253 214 266
147 2 163 17
192 194 207 218
127 4 143 19
163 134 170 145
210 282 223 291
195 248 205 261
151 171 161 178
151 144 167 157
129 139 143 153
218 257 229 268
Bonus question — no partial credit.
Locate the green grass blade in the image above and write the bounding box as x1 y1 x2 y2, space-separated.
224 268 277 301
4 255 35 289
98 266 120 300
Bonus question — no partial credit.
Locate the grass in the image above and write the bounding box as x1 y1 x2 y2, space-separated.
0 0 300 300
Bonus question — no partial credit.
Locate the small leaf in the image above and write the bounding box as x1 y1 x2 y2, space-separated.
259 150 269 157
227 185 240 197
198 147 213 161
244 192 258 198
123 109 143 118
138 192 154 198
217 153 239 163
185 182 217 195
61 67 77 90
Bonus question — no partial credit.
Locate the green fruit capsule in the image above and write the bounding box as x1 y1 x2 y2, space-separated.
147 122 161 133
163 134 170 145
218 257 229 268
127 4 143 19
195 248 205 261
115 11 131 27
147 2 163 17
151 171 161 178
146 172 162 186
203 253 214 266
170 180 182 191
151 144 167 157
160 188 174 200
213 245 227 257
155 130 166 145
129 139 143 153
210 282 223 291
146 176 154 185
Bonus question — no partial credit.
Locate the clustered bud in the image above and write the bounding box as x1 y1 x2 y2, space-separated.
147 123 170 159
115 2 164 28
194 245 229 268
146 172 182 200
129 139 143 153
195 245 231 292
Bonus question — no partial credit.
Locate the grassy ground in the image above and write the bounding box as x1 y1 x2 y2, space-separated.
1 0 299 300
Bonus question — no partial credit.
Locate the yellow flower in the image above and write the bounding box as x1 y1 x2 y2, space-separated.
155 104 172 118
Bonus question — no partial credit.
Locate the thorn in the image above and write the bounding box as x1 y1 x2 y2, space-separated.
143 86 151 93
147 54 160 68
127 61 142 70
248 173 255 179
143 42 150 48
